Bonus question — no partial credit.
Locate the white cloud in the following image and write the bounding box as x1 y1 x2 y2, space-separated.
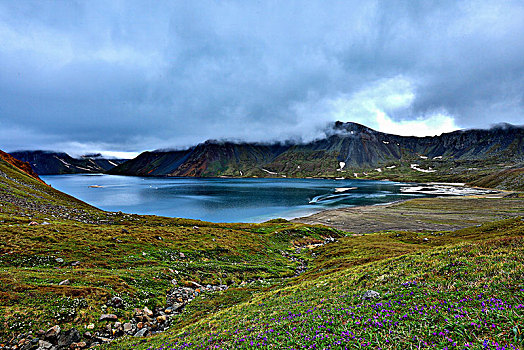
315 76 459 136
374 110 459 137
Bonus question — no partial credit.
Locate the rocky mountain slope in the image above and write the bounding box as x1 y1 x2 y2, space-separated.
9 151 126 175
110 122 524 184
0 150 44 183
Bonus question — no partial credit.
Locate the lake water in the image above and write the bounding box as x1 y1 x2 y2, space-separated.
41 175 424 223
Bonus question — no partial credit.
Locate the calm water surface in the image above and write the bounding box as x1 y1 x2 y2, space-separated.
41 175 423 223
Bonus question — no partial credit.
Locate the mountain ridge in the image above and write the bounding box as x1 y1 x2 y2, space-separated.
9 150 127 175
109 122 524 184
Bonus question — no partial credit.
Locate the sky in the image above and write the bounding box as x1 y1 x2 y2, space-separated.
1 1 523 158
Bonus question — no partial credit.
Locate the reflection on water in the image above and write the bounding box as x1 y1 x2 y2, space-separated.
41 175 423 223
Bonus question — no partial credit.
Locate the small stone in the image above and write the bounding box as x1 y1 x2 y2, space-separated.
71 261 80 266
134 328 149 337
41 221 50 225
156 315 167 323
173 303 184 312
96 336 112 343
55 258 64 263
111 296 124 307
136 322 144 329
143 306 153 317
29 221 38 226
57 328 80 349
361 290 380 300
86 324 95 330
123 323 134 332
58 279 70 286
179 252 185 258
71 341 87 349
38 340 53 349
44 325 61 340
99 314 118 322
423 238 429 241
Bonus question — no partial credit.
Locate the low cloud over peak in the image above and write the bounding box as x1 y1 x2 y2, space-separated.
1 1 523 155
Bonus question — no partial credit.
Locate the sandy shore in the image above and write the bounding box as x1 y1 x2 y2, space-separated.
293 193 524 233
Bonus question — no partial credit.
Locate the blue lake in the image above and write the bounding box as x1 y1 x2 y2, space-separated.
41 175 424 223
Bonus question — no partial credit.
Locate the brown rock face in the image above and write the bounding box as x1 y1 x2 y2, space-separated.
0 150 45 184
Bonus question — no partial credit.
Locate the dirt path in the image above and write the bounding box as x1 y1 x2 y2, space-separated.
293 194 524 233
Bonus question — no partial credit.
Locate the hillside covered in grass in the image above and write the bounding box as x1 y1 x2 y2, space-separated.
1 150 523 349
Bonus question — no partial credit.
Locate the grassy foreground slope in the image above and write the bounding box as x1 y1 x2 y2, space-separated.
0 155 343 344
110 218 524 350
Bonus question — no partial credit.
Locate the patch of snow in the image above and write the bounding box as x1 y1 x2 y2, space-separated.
419 155 428 159
401 185 498 196
410 163 436 173
382 141 389 144
354 173 358 177
54 156 71 168
375 168 382 172
108 160 118 167
386 165 396 169
338 161 346 171
261 168 277 175
433 156 443 160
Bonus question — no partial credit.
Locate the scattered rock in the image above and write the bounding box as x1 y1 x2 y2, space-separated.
123 323 134 333
99 314 118 322
134 328 149 337
55 258 64 263
179 252 185 258
86 324 95 330
71 341 87 349
71 261 80 266
38 339 53 349
29 221 38 226
110 296 124 308
143 306 153 317
57 328 80 349
361 290 380 300
58 279 70 286
44 325 61 340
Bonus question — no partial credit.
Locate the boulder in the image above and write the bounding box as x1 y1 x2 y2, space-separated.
143 306 153 317
38 340 54 349
99 314 118 322
133 328 149 337
123 323 134 333
44 325 61 340
57 328 80 349
361 290 380 300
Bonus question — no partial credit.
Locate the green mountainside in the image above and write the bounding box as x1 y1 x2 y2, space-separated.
110 122 524 189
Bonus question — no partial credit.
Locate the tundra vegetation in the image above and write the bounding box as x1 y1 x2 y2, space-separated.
0 153 523 349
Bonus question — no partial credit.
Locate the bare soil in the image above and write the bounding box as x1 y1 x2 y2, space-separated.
293 194 524 233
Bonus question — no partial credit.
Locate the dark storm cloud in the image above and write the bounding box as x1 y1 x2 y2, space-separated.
1 0 523 155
